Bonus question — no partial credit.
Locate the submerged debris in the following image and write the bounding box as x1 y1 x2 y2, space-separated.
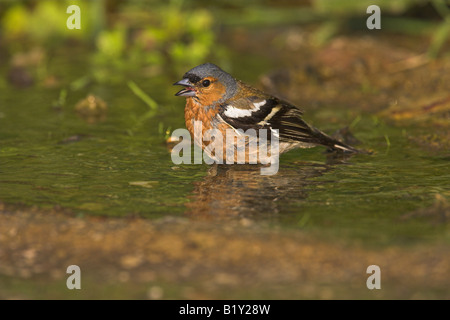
57 134 88 145
8 66 34 88
75 94 108 124
400 194 450 225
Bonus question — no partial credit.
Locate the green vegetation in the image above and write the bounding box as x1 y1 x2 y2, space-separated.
0 0 227 83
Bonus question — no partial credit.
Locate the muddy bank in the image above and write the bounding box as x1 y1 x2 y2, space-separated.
1 203 448 299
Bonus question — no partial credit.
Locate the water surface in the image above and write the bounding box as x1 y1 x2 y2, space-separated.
0 56 449 248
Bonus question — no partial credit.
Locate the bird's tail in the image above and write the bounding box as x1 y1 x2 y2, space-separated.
311 127 362 153
329 139 361 153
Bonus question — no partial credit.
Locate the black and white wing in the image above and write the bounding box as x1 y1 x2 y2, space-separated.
219 96 359 152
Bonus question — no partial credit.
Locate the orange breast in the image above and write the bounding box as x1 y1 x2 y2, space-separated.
185 99 218 136
184 98 275 164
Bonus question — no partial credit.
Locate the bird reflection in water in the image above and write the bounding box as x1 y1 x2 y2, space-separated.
184 153 354 219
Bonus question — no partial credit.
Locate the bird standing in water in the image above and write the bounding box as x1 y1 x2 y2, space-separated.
174 63 360 163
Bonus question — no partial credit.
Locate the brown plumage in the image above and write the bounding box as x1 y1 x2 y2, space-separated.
175 63 361 163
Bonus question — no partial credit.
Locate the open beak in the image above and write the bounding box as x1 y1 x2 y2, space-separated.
174 78 196 97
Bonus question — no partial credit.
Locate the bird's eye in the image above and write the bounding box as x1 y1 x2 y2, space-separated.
202 79 211 87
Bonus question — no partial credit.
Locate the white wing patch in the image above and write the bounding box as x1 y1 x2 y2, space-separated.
223 100 266 118
253 100 266 109
223 107 253 118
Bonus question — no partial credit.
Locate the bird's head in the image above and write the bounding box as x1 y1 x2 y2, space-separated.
174 63 237 106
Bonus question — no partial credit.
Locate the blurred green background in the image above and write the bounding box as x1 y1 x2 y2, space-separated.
1 0 449 86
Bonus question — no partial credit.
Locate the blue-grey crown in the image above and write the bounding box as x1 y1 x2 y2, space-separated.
184 63 237 103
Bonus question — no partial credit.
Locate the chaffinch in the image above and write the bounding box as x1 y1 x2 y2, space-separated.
174 63 360 164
